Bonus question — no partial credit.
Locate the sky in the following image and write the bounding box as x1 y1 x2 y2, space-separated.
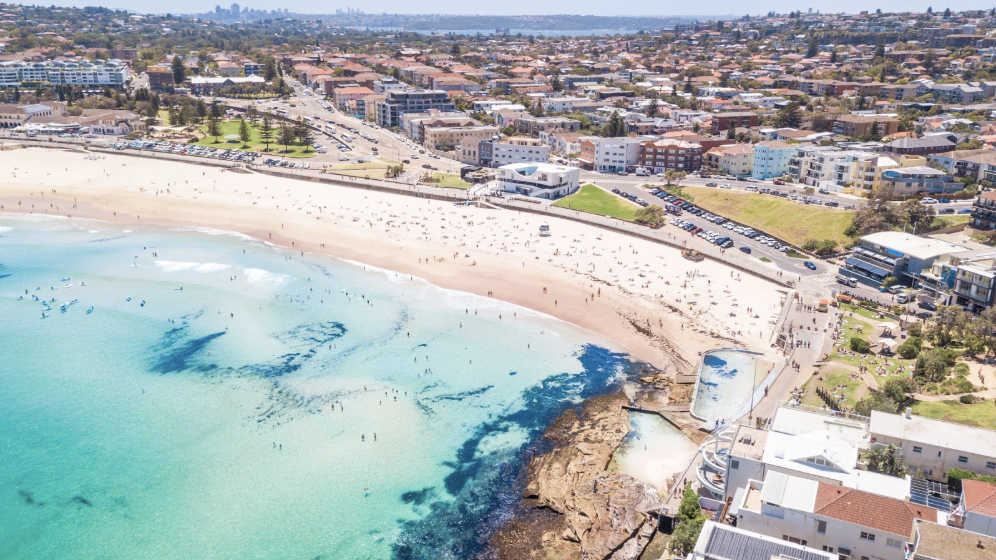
9 0 988 17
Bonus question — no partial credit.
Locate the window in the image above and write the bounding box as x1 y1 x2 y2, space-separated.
912 446 922 453
822 545 834 553
860 532 876 542
958 455 969 464
783 535 807 546
817 520 827 534
886 538 903 549
988 462 996 470
730 459 740 469
838 547 852 560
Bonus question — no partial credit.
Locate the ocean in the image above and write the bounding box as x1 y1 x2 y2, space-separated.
0 215 638 560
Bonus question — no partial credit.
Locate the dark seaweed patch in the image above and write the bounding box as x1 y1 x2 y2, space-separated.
400 487 436 506
392 344 636 560
150 331 225 374
69 496 93 507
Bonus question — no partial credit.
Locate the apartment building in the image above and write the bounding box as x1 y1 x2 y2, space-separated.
833 115 900 139
513 115 581 136
579 137 644 173
752 140 796 180
704 143 753 177
870 410 996 482
0 60 130 89
710 111 759 135
422 125 498 151
638 138 703 173
375 89 455 128
971 191 996 231
879 166 962 197
839 231 966 288
480 136 549 167
146 65 175 93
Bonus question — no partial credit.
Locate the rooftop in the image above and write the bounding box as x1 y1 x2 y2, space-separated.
861 231 967 261
694 520 834 560
962 479 996 518
870 410 996 458
814 482 937 537
913 519 996 560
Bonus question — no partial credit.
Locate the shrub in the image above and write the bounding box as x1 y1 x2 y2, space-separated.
850 337 871 353
960 394 976 404
953 362 970 377
948 467 996 492
897 336 922 359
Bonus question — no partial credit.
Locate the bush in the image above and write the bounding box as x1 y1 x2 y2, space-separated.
897 336 922 359
953 362 970 377
850 337 871 353
960 394 977 404
948 467 996 492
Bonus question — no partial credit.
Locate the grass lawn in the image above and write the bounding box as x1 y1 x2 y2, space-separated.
193 120 315 158
802 368 869 409
429 173 472 189
933 214 971 229
682 186 854 247
830 307 916 378
913 399 996 430
553 184 638 222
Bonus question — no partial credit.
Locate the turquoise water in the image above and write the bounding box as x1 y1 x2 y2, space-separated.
0 216 635 560
610 411 697 490
691 349 761 424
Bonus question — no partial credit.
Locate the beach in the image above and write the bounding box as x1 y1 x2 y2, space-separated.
0 147 786 371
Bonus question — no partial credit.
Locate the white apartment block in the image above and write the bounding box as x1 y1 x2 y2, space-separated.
0 60 130 89
870 410 996 482
593 137 643 173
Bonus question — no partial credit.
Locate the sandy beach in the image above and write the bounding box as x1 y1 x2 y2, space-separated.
0 147 787 371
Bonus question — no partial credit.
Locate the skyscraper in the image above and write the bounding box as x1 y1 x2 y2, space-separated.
230 3 240 17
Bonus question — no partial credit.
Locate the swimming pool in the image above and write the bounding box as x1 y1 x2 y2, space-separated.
691 349 764 424
609 410 697 492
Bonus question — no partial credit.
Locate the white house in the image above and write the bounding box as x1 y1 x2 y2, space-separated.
689 520 835 560
734 471 938 560
497 162 579 199
870 410 996 482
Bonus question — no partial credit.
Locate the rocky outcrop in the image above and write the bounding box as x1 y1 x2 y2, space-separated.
514 393 663 560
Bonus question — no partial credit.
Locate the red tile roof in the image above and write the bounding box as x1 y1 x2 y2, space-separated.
963 479 996 518
814 483 937 537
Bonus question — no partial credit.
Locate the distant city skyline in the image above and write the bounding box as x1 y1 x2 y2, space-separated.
4 0 988 18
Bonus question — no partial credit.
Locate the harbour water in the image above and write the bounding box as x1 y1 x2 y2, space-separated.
0 216 637 560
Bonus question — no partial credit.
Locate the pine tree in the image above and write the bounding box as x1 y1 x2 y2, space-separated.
238 119 251 148
295 117 314 151
171 55 186 86
728 119 737 139
259 113 274 152
646 98 659 118
278 124 294 153
206 116 221 143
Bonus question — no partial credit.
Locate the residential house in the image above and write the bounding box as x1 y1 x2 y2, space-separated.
953 479 996 537
711 111 759 135
885 135 957 156
833 115 900 139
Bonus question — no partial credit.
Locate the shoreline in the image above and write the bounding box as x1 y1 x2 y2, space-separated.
0 147 788 373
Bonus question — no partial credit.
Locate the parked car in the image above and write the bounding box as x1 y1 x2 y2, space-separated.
739 246 752 254
772 180 785 185
918 301 937 311
922 197 938 204
957 208 972 214
939 208 954 214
